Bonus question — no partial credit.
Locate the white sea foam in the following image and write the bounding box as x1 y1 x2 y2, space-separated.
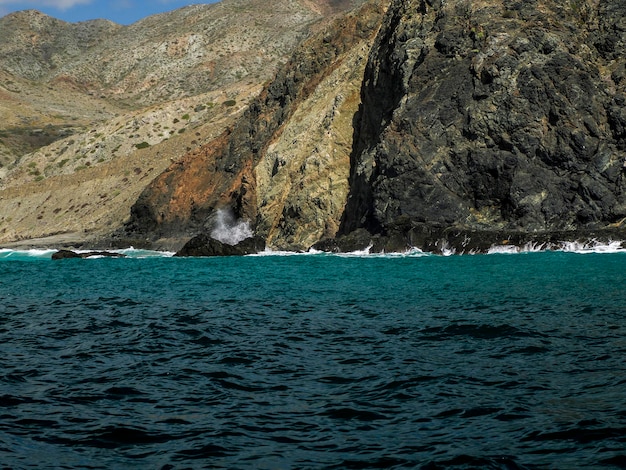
486 239 626 255
0 248 57 260
113 247 176 258
250 248 318 257
0 247 175 260
211 209 253 245
558 239 626 254
487 241 547 254
336 244 373 257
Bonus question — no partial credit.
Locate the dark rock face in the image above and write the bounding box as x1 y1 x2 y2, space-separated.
341 0 626 245
51 250 126 259
121 0 626 253
174 235 266 257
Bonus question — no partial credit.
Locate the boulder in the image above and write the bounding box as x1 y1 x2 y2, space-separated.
174 234 266 257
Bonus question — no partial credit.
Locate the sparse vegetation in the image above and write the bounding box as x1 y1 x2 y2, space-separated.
0 0 335 245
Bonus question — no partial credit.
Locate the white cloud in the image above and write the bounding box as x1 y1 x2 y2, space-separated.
0 0 92 11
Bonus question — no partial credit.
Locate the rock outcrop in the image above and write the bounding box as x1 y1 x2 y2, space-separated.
174 234 266 257
122 0 626 253
339 0 626 250
0 0 367 248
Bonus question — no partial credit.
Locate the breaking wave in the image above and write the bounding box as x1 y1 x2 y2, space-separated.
0 248 173 260
486 239 626 255
210 209 253 245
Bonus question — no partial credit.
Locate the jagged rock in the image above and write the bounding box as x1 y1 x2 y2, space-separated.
314 225 626 255
174 234 266 257
51 250 126 259
126 0 626 253
341 0 626 243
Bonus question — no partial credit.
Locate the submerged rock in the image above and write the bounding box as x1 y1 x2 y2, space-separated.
174 234 266 257
51 250 126 259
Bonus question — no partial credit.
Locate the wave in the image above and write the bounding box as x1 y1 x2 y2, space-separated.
251 245 431 258
107 247 176 258
0 247 175 261
486 239 626 255
0 248 57 260
2 239 624 261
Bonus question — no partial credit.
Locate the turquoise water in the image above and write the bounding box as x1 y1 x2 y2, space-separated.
0 249 625 468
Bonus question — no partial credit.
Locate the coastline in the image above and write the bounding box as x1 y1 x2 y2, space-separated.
2 226 626 257
0 232 89 250
0 232 190 253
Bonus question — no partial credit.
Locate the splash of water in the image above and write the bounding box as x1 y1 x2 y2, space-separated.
211 209 253 245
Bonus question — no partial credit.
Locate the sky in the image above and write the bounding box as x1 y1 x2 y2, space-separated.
0 0 220 25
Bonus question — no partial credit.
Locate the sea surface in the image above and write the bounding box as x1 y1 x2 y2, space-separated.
0 246 625 469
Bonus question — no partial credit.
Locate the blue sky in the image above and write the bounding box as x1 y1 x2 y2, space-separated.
0 0 220 25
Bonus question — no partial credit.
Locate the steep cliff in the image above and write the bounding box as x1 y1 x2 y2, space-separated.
338 0 626 250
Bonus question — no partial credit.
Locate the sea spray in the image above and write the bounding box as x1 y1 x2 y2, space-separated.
210 209 253 245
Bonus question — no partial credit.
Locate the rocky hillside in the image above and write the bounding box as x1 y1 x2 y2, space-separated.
0 0 365 246
122 1 388 250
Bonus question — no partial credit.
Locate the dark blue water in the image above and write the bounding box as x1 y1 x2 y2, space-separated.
1 251 625 469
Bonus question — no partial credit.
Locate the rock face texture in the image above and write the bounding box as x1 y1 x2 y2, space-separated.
340 0 626 249
123 0 626 252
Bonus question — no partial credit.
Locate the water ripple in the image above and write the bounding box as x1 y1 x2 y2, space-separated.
0 253 625 467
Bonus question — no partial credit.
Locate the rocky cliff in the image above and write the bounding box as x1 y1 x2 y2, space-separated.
121 1 387 250
124 0 626 253
337 0 626 251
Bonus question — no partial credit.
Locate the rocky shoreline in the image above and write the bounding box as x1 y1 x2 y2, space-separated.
4 225 626 258
2 1 625 252
314 226 626 255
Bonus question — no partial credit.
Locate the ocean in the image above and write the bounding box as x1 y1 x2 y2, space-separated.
0 247 625 469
